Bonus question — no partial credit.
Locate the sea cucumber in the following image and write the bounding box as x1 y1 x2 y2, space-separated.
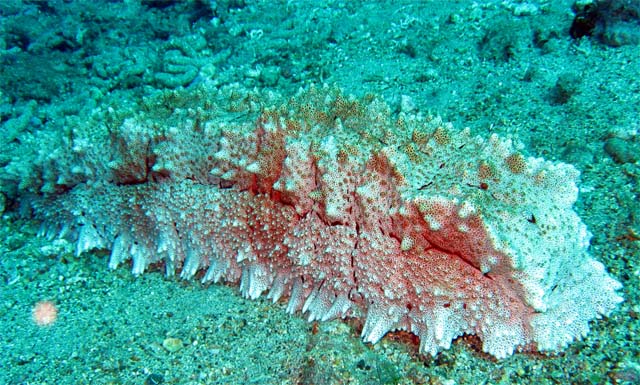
10 84 622 358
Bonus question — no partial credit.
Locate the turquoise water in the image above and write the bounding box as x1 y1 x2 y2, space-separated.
1 1 639 384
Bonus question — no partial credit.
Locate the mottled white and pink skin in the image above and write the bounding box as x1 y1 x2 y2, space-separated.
28 85 622 358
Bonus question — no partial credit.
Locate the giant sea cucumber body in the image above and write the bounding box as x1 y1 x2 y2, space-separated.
23 85 622 358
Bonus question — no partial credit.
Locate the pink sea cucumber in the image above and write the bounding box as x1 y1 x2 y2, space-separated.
14 85 622 358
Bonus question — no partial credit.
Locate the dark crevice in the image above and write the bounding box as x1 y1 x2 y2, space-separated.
425 242 492 280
